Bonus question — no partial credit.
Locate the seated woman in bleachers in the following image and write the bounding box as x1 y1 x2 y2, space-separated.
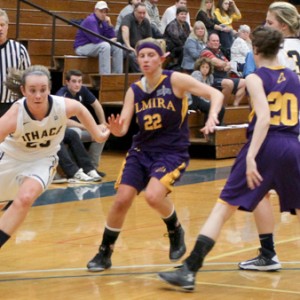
214 0 242 59
181 21 208 73
230 24 252 74
195 0 225 36
188 57 225 124
163 6 190 70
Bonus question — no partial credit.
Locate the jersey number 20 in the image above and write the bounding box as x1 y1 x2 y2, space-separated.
268 91 298 126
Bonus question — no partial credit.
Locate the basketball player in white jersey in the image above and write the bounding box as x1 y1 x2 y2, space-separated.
0 65 110 250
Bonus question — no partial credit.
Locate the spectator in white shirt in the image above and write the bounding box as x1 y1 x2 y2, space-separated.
230 24 252 73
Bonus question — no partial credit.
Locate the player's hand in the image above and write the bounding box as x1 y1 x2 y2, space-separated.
200 113 219 135
246 157 263 189
107 114 124 136
97 123 110 142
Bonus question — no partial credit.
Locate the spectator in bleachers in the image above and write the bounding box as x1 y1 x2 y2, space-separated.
161 0 191 33
201 33 246 106
117 3 152 72
214 0 242 58
54 128 102 183
115 0 142 34
230 24 252 74
242 51 256 78
189 57 225 124
163 6 190 70
145 0 163 38
195 0 228 36
56 69 106 175
0 9 31 117
181 21 207 73
74 1 123 75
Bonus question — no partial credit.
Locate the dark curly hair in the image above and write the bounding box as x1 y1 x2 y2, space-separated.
194 57 214 75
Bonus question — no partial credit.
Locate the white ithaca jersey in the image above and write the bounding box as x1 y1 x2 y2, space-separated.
0 95 67 161
278 37 300 76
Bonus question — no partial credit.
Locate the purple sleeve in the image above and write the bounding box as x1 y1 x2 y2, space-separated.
80 14 115 43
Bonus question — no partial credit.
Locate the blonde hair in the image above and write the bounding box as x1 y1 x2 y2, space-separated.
197 0 215 19
0 9 9 24
135 38 166 54
268 2 300 35
5 65 51 99
190 21 208 43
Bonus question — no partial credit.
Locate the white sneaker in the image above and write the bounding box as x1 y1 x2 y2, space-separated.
87 170 102 182
72 169 94 182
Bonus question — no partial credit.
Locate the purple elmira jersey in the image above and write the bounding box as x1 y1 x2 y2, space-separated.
247 66 300 138
130 70 190 153
219 66 300 213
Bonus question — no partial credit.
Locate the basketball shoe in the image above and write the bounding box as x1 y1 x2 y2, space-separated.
158 262 196 291
238 248 282 271
168 225 186 261
87 245 112 272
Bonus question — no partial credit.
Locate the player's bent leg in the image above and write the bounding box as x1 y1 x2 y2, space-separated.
158 201 236 291
145 178 186 261
0 177 43 235
87 185 137 272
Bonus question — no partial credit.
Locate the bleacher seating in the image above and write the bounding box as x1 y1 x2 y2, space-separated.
4 0 278 158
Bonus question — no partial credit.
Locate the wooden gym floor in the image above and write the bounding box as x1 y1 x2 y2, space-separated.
0 150 300 300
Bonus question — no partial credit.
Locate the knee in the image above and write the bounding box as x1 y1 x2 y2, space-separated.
69 128 81 138
65 129 79 141
144 191 160 209
238 79 246 89
222 79 234 91
14 192 36 210
101 42 111 52
113 194 133 212
113 43 123 53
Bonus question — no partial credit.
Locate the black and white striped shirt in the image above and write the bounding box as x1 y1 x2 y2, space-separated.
0 39 31 103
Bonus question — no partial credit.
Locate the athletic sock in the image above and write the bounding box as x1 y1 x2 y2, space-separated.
0 230 10 248
185 234 215 272
162 210 179 231
259 233 275 255
99 226 120 251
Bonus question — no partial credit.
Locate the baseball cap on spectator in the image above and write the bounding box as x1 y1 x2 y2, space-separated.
95 1 109 10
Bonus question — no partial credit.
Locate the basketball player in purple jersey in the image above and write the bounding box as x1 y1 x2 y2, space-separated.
86 38 224 272
158 26 300 291
239 1 300 271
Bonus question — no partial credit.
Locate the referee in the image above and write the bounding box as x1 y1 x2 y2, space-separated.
0 9 31 116
0 9 31 211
